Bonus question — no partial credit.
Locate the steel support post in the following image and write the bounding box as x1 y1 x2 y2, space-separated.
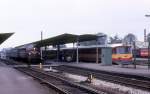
148 42 150 69
76 37 79 64
133 41 136 69
96 40 99 64
40 31 43 66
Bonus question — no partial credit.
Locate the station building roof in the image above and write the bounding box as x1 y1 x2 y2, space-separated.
0 33 14 45
35 33 97 47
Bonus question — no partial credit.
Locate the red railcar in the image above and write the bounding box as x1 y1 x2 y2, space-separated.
140 48 149 57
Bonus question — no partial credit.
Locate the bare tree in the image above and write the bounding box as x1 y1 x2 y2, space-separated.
123 33 137 45
109 34 122 44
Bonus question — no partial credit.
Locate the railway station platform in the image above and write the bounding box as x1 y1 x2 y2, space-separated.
45 60 150 78
65 63 150 78
0 62 50 94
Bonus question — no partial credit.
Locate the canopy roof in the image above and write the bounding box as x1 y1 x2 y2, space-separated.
0 33 14 45
35 33 97 47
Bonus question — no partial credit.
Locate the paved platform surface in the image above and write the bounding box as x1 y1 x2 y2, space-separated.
0 64 50 94
66 63 150 77
12 59 150 78
45 60 150 77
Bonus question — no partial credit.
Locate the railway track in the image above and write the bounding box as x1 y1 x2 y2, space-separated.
15 67 105 94
1 59 150 92
54 65 150 91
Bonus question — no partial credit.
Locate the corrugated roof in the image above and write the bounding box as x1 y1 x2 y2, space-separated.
35 33 97 47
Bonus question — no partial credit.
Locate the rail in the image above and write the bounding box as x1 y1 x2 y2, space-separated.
54 65 150 91
15 67 105 94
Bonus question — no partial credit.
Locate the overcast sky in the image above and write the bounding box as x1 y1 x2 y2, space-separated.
0 0 150 48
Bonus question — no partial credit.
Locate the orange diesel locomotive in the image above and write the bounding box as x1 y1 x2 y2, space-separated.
112 46 132 63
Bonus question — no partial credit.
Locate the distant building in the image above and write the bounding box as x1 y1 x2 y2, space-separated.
79 33 108 46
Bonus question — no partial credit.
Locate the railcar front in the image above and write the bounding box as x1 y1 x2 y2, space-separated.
112 46 132 64
27 48 41 64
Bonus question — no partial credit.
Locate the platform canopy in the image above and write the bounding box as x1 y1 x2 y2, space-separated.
0 33 14 45
35 33 97 47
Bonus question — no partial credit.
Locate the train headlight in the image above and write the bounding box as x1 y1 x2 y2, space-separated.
29 52 31 55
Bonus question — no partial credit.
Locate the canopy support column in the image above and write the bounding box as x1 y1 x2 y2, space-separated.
76 37 79 64
96 40 99 64
40 31 43 65
57 44 60 62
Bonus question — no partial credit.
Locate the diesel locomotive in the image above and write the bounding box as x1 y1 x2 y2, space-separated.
6 47 41 64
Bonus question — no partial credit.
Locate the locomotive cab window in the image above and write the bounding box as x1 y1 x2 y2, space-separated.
113 46 131 54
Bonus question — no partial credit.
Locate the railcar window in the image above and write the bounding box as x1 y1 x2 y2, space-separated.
116 47 131 54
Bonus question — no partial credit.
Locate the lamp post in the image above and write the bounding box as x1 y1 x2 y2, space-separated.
145 14 150 69
147 35 150 69
40 31 43 68
145 15 150 17
133 41 136 69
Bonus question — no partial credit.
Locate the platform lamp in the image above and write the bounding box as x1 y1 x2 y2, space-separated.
147 35 150 69
133 41 136 69
40 31 43 69
145 14 150 69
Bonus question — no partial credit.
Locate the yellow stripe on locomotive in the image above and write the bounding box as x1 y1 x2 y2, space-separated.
112 54 132 61
112 46 132 62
